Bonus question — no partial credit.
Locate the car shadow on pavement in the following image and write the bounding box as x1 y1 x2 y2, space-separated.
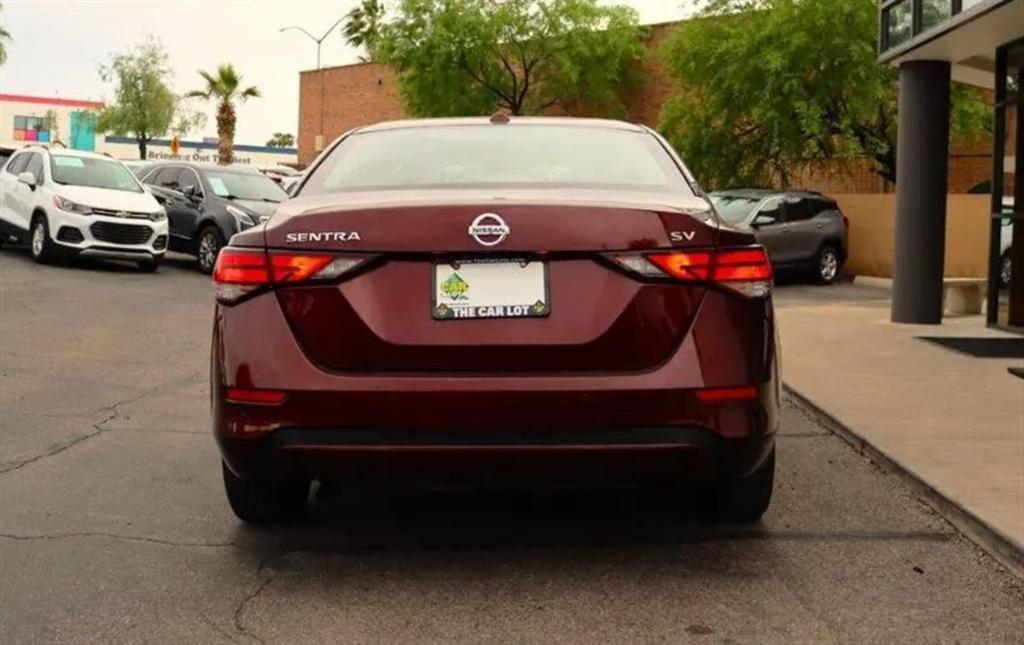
0 245 154 274
230 485 772 557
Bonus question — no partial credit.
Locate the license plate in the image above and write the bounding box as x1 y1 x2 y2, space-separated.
433 258 550 320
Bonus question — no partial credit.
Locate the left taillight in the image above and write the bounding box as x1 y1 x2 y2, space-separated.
213 248 365 304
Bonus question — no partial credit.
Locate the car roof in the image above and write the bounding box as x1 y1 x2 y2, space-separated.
26 146 118 161
354 116 648 135
712 188 829 200
146 161 262 174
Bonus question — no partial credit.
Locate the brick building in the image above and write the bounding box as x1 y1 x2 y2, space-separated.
297 20 1000 195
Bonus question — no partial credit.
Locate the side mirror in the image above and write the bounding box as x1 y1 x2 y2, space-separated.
753 213 778 227
17 171 36 189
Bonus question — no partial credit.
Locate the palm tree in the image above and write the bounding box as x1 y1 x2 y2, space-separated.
266 132 295 148
343 0 384 58
186 64 260 165
0 2 11 66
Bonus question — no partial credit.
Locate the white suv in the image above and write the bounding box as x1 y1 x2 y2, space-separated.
0 146 168 271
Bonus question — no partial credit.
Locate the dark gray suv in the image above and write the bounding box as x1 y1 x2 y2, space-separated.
710 189 849 284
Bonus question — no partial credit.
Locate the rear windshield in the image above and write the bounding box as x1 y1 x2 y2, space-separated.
50 155 142 193
301 125 694 195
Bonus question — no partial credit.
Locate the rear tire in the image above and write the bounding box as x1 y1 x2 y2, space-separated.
30 215 54 264
196 226 225 275
710 449 774 523
222 462 309 525
813 246 840 285
136 258 162 273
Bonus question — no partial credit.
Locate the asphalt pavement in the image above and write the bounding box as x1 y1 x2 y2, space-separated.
1 249 1022 644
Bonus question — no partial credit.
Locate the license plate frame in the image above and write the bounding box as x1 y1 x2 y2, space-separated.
432 258 551 320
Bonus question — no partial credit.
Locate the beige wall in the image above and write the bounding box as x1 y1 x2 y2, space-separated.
836 194 993 278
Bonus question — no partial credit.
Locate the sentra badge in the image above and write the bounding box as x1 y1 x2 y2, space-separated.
285 231 361 243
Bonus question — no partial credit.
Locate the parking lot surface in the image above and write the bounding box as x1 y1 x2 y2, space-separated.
1 250 1022 644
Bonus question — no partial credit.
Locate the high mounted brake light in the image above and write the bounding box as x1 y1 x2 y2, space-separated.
609 247 773 297
213 248 365 304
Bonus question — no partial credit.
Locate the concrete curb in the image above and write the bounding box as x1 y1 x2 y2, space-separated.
783 384 1024 580
851 275 893 290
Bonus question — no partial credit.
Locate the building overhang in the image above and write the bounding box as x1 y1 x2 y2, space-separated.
879 0 1024 89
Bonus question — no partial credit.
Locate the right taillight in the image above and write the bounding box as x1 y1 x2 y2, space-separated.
611 247 773 297
213 248 366 304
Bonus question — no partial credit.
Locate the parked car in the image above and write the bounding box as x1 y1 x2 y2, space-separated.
211 116 779 525
281 173 304 196
709 189 849 284
141 162 287 273
260 165 300 185
124 160 154 178
0 145 168 271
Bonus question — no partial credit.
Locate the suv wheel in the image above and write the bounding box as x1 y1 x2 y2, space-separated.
30 215 55 264
222 462 310 525
1000 250 1012 289
814 246 840 285
709 449 774 523
196 226 225 274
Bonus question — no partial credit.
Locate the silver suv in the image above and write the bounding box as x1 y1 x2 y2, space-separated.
710 189 849 284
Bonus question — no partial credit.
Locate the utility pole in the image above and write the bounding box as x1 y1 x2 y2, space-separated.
279 17 346 152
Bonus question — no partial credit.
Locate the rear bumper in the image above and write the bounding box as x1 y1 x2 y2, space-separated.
218 426 775 485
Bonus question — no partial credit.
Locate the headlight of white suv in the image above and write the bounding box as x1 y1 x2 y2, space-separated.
53 196 93 215
226 205 256 229
149 209 167 221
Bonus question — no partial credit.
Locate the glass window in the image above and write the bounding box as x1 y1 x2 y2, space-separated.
303 125 694 196
202 169 286 202
754 198 785 226
921 0 953 32
49 155 143 193
177 169 203 195
886 0 913 49
155 166 184 189
24 153 44 183
961 0 987 11
785 198 816 222
13 115 27 130
5 152 29 175
709 194 762 224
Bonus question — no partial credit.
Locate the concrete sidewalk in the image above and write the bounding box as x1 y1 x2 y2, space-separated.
775 283 1024 572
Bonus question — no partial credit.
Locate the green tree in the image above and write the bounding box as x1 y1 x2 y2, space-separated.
96 38 179 160
659 0 989 189
372 0 648 117
186 64 260 165
266 132 295 147
343 0 385 60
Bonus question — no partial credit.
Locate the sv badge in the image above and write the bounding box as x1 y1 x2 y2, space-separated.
670 231 696 242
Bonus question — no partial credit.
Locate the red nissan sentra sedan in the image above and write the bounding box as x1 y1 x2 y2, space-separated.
211 116 779 524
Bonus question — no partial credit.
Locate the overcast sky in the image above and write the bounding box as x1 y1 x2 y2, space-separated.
0 0 695 146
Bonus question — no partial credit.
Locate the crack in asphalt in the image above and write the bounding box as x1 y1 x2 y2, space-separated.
0 372 203 477
233 559 274 645
0 412 114 476
0 531 241 550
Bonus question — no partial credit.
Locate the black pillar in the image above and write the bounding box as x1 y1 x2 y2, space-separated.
891 61 952 324
1007 67 1024 326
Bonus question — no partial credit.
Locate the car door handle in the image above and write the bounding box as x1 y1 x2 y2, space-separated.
815 223 824 230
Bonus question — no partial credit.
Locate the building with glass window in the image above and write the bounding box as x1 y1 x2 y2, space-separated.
0 94 298 168
879 0 1023 330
